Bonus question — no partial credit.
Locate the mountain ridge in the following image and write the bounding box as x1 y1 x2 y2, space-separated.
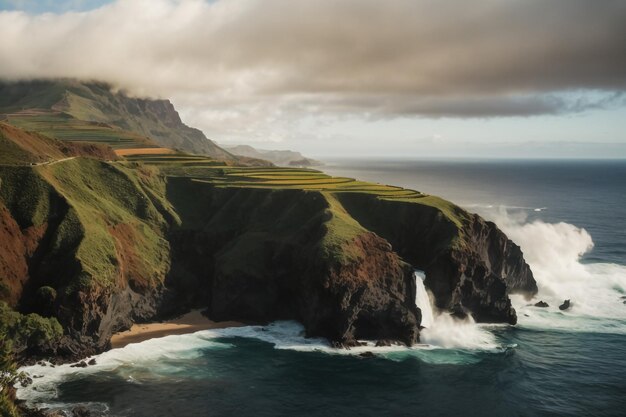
223 144 321 167
0 80 233 159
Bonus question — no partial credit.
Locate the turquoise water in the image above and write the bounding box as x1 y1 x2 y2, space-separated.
18 159 626 416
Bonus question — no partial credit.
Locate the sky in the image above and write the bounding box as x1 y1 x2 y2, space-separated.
0 0 625 159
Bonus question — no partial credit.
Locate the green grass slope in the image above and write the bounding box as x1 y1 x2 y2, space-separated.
0 157 176 344
36 158 172 290
4 112 155 150
0 122 118 165
125 151 468 248
0 122 66 164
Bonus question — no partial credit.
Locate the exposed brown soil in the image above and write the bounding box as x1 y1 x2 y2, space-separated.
58 141 117 161
108 223 150 291
0 203 47 306
0 122 65 162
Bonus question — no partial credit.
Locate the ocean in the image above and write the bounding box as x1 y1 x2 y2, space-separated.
18 159 626 416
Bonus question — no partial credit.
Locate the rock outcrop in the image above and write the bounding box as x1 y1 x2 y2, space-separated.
166 182 420 346
336 193 538 325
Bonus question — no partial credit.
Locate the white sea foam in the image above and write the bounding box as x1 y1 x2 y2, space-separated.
17 333 233 405
414 271 500 350
489 208 626 334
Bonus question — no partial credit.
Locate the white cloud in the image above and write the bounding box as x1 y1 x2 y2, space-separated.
0 0 625 148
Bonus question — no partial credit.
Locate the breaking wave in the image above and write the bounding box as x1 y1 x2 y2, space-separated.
490 208 626 334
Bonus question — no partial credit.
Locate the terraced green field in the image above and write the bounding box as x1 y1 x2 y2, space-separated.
5 113 155 149
122 153 425 200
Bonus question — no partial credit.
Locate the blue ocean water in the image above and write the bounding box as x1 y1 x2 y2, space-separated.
18 159 626 417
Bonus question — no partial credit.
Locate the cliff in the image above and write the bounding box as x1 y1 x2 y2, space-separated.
166 181 420 346
336 193 537 324
0 159 537 359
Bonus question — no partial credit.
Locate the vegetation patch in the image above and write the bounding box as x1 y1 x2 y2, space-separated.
36 158 171 289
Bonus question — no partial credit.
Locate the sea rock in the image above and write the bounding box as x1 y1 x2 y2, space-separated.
450 303 470 319
20 376 33 387
559 300 571 311
87 359 96 366
43 411 67 417
359 351 376 358
534 301 549 308
70 361 87 368
71 406 91 417
375 339 392 347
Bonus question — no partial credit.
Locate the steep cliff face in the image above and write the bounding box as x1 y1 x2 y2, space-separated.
166 180 420 346
92 96 233 159
336 193 537 324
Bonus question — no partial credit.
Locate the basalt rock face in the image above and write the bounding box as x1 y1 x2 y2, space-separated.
166 179 420 346
336 193 538 325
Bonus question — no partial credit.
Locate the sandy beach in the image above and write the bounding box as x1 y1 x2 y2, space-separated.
110 310 244 349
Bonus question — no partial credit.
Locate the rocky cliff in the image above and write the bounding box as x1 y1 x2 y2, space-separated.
166 181 420 346
336 193 537 324
0 155 537 359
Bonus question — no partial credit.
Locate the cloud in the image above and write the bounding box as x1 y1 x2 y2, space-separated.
0 0 625 121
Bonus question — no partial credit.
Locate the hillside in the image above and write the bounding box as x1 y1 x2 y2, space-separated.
223 144 321 167
0 132 537 365
0 80 233 159
0 122 117 164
